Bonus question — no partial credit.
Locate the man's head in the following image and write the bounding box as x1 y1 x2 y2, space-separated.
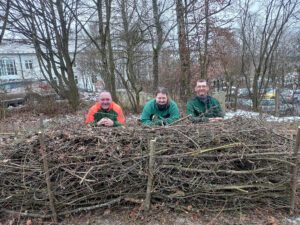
195 79 209 97
99 91 112 110
155 87 169 107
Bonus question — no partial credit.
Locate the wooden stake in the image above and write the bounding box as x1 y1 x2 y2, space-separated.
144 139 156 211
38 117 58 223
290 126 300 214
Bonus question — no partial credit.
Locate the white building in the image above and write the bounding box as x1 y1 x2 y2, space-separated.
0 39 41 81
0 39 95 91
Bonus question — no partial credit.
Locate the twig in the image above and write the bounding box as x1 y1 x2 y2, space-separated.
2 197 122 218
168 115 191 126
204 202 226 225
62 167 96 183
79 166 95 185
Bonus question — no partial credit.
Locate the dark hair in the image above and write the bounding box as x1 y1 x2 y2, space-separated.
196 79 208 83
155 87 169 96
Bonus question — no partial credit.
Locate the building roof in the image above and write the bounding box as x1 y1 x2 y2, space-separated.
0 39 89 55
0 40 36 55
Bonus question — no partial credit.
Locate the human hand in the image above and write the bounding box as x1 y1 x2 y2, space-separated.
97 118 114 127
154 120 166 126
190 116 208 123
208 117 223 123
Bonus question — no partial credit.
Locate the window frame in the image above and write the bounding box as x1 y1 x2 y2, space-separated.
0 58 18 76
25 59 33 70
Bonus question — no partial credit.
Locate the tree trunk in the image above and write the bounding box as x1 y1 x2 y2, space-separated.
200 0 209 79
176 0 191 101
152 49 159 92
151 0 163 91
0 0 10 44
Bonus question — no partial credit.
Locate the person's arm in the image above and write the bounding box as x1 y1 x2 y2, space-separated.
186 100 195 117
190 115 209 123
85 104 99 125
114 106 125 127
164 102 180 124
211 99 224 118
140 101 155 125
187 100 208 123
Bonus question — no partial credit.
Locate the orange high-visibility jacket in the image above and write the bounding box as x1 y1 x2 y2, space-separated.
85 102 125 126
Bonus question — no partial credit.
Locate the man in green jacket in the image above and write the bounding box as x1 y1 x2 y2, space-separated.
141 87 180 126
187 80 223 123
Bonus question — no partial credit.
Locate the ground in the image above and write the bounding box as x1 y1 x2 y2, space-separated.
1 101 300 225
1 206 299 225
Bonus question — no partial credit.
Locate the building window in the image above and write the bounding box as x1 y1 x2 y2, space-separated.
0 58 18 76
25 60 33 69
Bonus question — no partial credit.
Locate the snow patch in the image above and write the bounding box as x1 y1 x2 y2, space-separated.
225 109 300 122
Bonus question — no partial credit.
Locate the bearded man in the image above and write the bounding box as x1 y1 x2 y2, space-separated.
140 87 180 126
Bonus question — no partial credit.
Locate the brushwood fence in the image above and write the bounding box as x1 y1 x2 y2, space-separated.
0 118 299 220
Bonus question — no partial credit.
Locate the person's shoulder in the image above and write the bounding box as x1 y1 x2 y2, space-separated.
145 98 156 106
111 102 124 111
148 98 156 103
170 99 178 106
90 102 101 110
187 96 197 103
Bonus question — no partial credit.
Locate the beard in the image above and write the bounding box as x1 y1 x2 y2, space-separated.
156 102 169 111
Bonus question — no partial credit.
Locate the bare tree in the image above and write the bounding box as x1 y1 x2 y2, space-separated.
0 0 10 44
270 33 297 88
151 0 164 91
188 0 232 80
115 0 145 112
174 0 232 100
292 31 300 87
134 0 176 91
8 0 81 110
69 0 118 101
239 0 298 110
201 0 210 80
213 28 241 102
176 0 191 101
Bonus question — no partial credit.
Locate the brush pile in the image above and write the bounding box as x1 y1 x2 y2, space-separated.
0 117 296 218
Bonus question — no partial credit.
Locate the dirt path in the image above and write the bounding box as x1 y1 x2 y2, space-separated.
2 207 300 225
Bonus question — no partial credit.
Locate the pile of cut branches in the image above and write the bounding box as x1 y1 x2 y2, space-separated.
0 118 297 219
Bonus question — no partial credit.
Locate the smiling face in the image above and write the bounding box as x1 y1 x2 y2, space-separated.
155 93 168 106
99 92 112 110
195 81 209 97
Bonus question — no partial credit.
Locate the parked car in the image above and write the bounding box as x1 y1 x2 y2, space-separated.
223 86 237 95
280 89 294 103
237 98 253 109
263 88 276 99
293 89 300 103
238 88 252 98
260 99 294 115
0 79 57 107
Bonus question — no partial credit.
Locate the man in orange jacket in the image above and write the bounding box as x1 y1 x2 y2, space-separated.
85 91 125 127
